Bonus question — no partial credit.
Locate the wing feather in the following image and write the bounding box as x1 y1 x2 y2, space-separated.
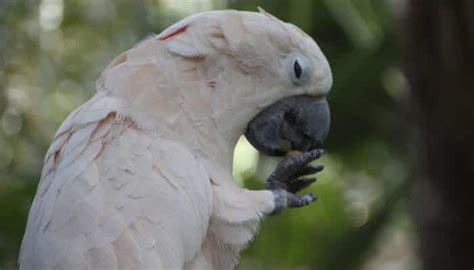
20 94 212 269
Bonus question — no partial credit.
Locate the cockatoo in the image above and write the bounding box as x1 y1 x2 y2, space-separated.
19 9 331 270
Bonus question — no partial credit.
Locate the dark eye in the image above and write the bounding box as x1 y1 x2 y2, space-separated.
286 53 311 85
293 60 302 79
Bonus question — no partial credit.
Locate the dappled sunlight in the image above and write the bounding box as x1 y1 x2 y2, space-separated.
39 0 64 31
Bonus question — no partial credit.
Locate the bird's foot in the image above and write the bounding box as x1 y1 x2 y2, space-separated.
266 149 324 215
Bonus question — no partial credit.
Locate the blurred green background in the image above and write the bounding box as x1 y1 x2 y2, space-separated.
0 0 416 269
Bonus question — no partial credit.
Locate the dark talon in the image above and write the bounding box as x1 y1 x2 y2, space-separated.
266 149 324 189
283 149 324 172
298 149 324 163
288 177 316 193
266 149 324 214
295 165 324 177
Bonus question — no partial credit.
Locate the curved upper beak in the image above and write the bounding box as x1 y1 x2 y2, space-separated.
245 95 330 156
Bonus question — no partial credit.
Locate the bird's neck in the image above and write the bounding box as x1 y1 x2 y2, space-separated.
154 109 252 184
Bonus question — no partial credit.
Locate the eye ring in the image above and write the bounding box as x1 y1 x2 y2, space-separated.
286 53 311 85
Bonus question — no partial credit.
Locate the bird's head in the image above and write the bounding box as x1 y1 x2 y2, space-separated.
98 9 331 160
240 9 332 154
198 8 333 156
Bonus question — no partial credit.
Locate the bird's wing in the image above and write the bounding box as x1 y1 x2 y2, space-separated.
19 93 212 269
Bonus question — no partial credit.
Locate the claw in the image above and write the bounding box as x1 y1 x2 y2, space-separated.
288 177 316 193
295 165 324 177
293 149 324 166
286 149 323 172
266 149 324 214
266 149 324 191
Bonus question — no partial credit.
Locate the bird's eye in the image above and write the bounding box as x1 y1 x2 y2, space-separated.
293 60 302 79
286 53 311 85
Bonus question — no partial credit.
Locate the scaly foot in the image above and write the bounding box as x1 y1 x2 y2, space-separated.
266 149 324 214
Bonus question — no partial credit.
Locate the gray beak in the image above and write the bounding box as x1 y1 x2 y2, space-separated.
245 95 330 156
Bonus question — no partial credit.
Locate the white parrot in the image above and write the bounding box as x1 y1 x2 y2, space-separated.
19 9 332 270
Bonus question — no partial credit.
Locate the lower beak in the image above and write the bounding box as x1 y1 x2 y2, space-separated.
245 95 330 156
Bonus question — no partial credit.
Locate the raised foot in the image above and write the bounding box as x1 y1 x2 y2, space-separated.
266 149 324 215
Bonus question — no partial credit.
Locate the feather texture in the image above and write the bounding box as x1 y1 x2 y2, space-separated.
20 9 332 270
20 95 212 269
